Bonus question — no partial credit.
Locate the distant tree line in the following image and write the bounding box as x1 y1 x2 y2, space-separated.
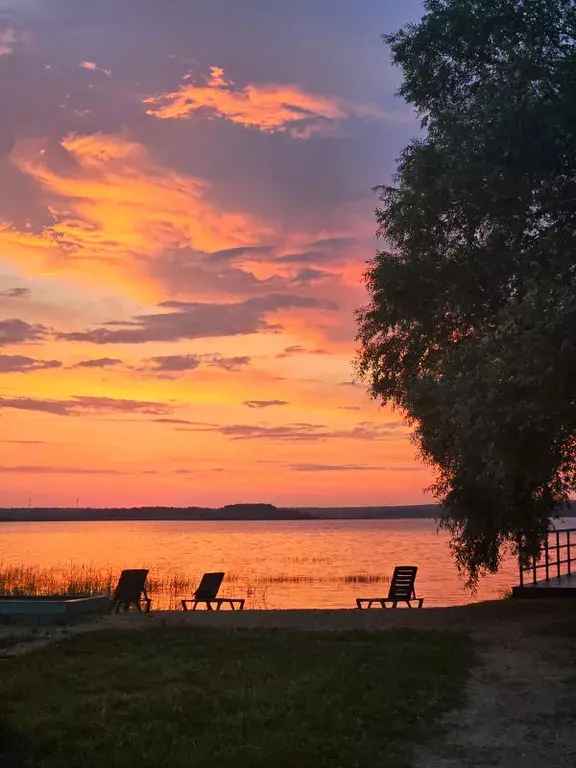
0 504 314 522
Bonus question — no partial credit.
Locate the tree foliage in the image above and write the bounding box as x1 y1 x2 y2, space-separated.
356 0 576 586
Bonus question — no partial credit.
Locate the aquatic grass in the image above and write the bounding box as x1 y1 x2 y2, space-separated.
342 573 391 583
0 564 116 598
230 574 318 584
228 572 391 585
0 564 390 609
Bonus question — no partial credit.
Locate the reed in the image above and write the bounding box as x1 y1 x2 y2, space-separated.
0 563 389 609
0 564 116 598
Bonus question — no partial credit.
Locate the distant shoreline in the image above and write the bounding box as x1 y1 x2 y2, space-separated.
0 502 574 522
0 503 436 523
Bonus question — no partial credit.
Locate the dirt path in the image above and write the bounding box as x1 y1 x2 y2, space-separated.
415 620 576 767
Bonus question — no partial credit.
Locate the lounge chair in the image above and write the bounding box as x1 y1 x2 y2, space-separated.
181 572 245 611
111 569 152 613
356 565 424 609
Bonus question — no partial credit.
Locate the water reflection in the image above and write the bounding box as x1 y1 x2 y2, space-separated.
0 518 522 609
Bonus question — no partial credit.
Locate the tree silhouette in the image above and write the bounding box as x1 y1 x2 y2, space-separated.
357 0 576 586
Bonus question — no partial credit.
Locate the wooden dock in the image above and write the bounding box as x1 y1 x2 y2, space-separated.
512 527 576 598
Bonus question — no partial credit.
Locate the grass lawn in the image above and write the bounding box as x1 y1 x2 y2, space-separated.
0 627 472 768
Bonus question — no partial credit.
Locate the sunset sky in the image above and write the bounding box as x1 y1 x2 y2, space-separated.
0 0 432 508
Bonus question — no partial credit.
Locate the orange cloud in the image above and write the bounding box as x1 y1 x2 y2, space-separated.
144 66 383 136
3 133 270 298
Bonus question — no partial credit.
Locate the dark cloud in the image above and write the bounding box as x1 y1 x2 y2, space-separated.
0 394 172 417
186 420 405 442
243 400 289 409
0 288 30 298
60 294 337 345
290 463 418 472
276 250 336 265
153 249 290 298
276 345 328 358
207 355 251 371
209 245 275 263
335 405 362 411
0 465 160 475
145 354 202 373
0 397 70 416
153 245 338 300
332 423 407 440
212 424 323 441
0 355 62 373
291 267 333 286
0 319 47 346
142 353 251 375
153 418 194 425
0 440 49 445
341 421 407 440
308 237 358 250
277 345 306 357
74 358 123 368
72 396 172 415
174 467 224 475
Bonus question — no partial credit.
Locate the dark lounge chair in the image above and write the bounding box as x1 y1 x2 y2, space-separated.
356 565 424 609
111 569 152 613
181 572 245 611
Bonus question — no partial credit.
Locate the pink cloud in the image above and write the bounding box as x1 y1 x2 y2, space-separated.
0 29 17 56
81 60 112 76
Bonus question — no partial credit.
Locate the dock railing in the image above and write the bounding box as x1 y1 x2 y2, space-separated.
519 528 576 587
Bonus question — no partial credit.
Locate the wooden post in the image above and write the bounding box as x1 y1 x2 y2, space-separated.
545 534 550 581
568 530 572 576
517 534 524 588
557 531 561 579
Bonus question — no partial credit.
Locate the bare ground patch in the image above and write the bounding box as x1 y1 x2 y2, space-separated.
415 617 576 767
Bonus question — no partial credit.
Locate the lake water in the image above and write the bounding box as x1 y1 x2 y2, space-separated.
0 518 524 609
